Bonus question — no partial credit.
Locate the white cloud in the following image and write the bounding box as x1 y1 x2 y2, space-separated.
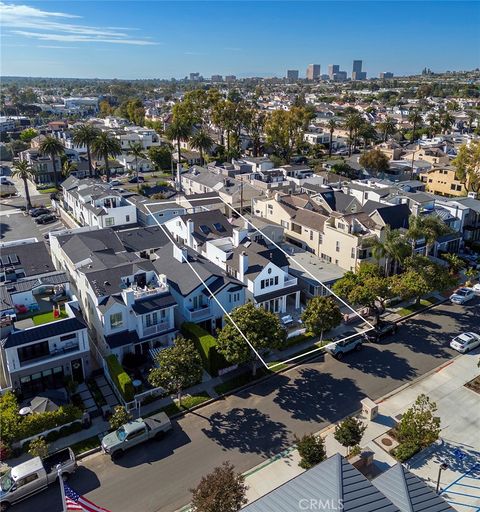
0 2 157 45
38 45 79 49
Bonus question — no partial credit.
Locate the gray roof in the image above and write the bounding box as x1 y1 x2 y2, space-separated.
242 453 399 512
179 210 233 245
229 241 289 278
131 293 177 315
317 190 360 213
154 245 244 297
373 463 454 512
104 326 177 349
0 242 55 278
117 227 169 252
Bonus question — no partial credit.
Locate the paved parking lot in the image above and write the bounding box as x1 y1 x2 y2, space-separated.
0 206 65 243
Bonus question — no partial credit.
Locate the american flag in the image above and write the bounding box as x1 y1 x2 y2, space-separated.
64 484 111 512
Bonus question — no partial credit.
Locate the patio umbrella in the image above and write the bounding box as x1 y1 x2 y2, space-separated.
29 396 59 414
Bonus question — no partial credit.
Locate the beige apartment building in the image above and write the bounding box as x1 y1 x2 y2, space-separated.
252 193 380 271
424 167 466 197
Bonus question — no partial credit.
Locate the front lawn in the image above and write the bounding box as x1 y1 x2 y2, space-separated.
32 308 68 325
148 392 212 418
38 187 58 194
70 436 101 456
398 296 438 317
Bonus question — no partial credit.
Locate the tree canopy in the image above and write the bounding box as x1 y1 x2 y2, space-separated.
301 296 342 339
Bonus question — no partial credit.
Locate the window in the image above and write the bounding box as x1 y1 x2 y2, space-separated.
310 231 314 241
229 292 240 303
274 276 279 285
17 473 39 487
105 217 115 227
60 333 76 342
18 341 49 363
126 215 130 222
319 234 323 245
336 241 340 252
281 220 289 229
110 313 123 329
337 223 345 230
127 428 146 441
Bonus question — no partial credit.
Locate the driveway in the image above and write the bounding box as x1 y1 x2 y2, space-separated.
12 299 479 512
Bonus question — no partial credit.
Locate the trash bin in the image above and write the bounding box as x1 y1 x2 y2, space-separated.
82 411 91 429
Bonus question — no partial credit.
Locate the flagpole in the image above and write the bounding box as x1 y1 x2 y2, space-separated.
57 464 67 512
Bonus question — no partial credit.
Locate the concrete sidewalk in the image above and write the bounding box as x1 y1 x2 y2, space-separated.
243 348 480 510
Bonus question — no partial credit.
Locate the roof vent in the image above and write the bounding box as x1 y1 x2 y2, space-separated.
104 281 110 286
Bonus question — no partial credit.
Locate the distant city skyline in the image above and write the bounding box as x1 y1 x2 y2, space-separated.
1 1 479 79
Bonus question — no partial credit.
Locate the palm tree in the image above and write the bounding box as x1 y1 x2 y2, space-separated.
39 136 64 189
128 141 145 191
407 109 423 143
327 119 337 157
62 160 77 179
72 124 100 178
378 116 397 142
372 227 410 276
426 113 439 138
165 118 192 178
442 253 465 275
357 122 378 153
439 110 455 134
190 129 214 166
91 132 121 183
407 214 451 256
12 160 35 209
344 112 363 156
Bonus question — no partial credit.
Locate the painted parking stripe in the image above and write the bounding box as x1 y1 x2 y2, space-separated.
445 490 480 498
444 500 480 510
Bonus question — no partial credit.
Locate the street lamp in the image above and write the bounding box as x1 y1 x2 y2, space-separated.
436 462 448 493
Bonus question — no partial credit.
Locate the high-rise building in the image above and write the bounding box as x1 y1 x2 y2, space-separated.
379 72 394 79
211 75 223 82
352 60 366 80
306 64 321 80
225 75 236 82
328 64 340 79
286 69 299 81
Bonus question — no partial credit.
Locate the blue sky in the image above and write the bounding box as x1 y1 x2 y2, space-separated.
1 1 479 79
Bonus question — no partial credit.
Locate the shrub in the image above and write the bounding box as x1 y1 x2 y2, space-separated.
0 391 21 447
349 445 361 458
109 406 132 431
181 322 229 377
393 441 420 462
0 441 12 461
106 354 134 401
28 437 48 458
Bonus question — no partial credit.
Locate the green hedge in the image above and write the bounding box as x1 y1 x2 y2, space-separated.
392 441 420 462
181 323 229 377
16 405 82 441
106 354 134 401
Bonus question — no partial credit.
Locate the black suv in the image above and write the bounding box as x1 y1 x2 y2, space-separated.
363 321 398 343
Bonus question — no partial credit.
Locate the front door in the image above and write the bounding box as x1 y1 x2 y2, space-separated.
71 358 84 383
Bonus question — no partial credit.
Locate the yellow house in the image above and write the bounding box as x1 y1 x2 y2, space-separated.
424 167 466 197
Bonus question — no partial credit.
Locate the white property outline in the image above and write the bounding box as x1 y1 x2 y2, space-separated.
144 196 375 370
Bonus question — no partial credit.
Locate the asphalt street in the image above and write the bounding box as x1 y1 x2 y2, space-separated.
13 299 479 512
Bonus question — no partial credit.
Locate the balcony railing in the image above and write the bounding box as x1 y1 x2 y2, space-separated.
19 344 80 368
185 305 212 322
283 276 298 288
132 284 168 300
142 322 171 337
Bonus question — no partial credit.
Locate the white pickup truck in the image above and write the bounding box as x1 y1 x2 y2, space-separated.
101 412 172 460
0 448 76 511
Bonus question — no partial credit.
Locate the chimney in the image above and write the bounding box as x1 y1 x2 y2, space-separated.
239 251 248 282
186 218 194 247
173 244 187 263
122 288 135 307
232 228 247 247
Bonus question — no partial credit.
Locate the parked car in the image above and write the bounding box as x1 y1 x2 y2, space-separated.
0 448 76 510
128 176 145 184
35 214 57 224
325 331 363 360
101 412 172 460
30 208 50 217
449 287 475 305
109 180 122 187
450 332 480 353
363 321 398 342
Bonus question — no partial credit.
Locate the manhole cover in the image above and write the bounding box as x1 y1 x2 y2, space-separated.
381 437 393 446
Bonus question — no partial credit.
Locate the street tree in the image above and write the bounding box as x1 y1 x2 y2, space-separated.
190 462 248 512
371 227 410 276
148 145 172 172
396 394 440 448
295 433 327 469
442 253 465 275
334 417 366 455
72 124 100 177
327 118 337 157
109 406 133 431
216 302 286 375
12 160 35 210
359 148 390 176
301 296 342 341
408 109 423 142
378 116 397 142
39 135 64 189
91 132 121 183
148 337 203 405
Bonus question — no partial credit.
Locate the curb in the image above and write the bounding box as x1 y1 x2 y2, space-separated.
77 446 102 460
